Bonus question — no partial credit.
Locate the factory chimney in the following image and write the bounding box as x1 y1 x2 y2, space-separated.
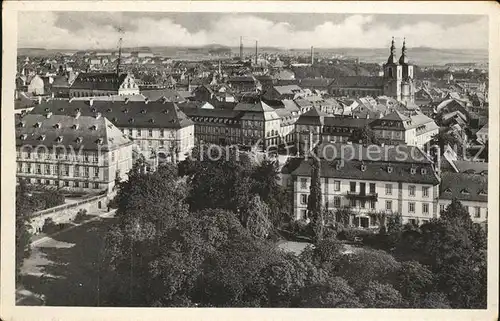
239 36 243 60
255 41 258 66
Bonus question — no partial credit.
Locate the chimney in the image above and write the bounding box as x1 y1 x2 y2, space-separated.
38 96 42 104
239 36 243 60
95 112 102 119
89 98 94 106
75 111 81 119
46 112 53 118
125 97 130 104
255 41 258 66
311 46 314 65
145 98 149 105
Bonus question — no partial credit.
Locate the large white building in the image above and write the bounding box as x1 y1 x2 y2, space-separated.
15 113 133 192
284 143 440 227
30 99 195 165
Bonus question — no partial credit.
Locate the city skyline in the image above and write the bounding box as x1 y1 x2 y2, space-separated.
18 12 488 50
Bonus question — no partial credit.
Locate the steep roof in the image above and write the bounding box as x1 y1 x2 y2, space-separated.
70 72 129 91
329 76 385 89
15 113 131 151
291 158 439 185
141 88 185 102
439 172 487 202
272 85 304 95
295 107 329 126
30 100 194 129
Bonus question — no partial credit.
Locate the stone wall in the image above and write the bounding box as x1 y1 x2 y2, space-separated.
29 192 115 234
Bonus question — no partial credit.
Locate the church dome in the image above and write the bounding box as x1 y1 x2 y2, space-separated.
399 38 409 65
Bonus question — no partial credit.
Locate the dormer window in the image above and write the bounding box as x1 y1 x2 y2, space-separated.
387 166 393 173
361 163 367 172
129 118 134 123
91 108 97 113
410 167 416 174
39 135 46 141
56 136 63 143
72 124 79 130
479 189 487 195
149 119 155 123
90 125 98 130
421 168 427 175
96 138 104 145
76 137 83 144
54 123 61 129
107 108 112 112
20 134 27 140
17 121 26 128
123 109 129 113
34 122 42 128
444 188 452 193
460 189 470 194
335 161 342 170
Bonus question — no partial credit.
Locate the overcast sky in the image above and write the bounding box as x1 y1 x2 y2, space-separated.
18 12 488 50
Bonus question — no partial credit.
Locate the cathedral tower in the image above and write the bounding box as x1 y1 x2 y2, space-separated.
383 37 403 101
398 38 415 104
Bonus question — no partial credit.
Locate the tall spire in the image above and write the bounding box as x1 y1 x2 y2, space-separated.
116 36 123 75
387 36 397 64
399 37 408 65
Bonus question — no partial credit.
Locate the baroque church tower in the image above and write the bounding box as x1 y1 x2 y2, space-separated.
383 37 415 104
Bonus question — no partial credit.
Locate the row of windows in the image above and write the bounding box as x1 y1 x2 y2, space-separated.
22 177 100 189
17 151 101 163
440 204 486 218
300 180 430 197
18 163 100 178
300 194 431 214
125 128 170 138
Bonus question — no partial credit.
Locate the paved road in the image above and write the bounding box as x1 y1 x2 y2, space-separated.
17 211 117 306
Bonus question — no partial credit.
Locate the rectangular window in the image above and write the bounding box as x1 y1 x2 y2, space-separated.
423 203 429 214
74 181 79 188
94 167 99 178
128 129 133 136
160 140 165 147
369 183 376 194
36 164 41 174
385 184 392 195
301 209 307 220
350 182 356 192
84 153 89 162
64 181 69 187
93 154 98 163
94 183 99 189
17 163 22 173
409 185 416 197
45 165 51 175
475 207 481 218
334 180 341 191
84 167 89 178
409 202 415 213
37 179 42 185
74 165 80 177
350 199 357 207
148 129 153 137
360 200 366 209
333 196 341 207
160 129 164 137
64 165 70 176
370 200 376 209
386 200 392 211
137 130 142 137
45 180 50 185
300 178 307 189
300 194 308 205
84 182 89 188
111 152 115 162
422 186 430 198
440 204 445 212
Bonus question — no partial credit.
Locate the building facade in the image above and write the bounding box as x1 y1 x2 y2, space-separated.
15 113 133 192
69 72 140 98
289 143 440 227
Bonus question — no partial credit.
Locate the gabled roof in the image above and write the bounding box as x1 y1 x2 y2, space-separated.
439 172 487 202
272 85 304 95
70 72 130 91
329 76 385 89
15 113 131 151
141 88 185 102
233 100 275 113
295 107 330 126
30 100 194 129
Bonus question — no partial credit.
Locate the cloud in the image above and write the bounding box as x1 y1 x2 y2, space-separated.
17 12 488 50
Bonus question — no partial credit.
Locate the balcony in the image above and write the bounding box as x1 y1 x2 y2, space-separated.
345 191 378 200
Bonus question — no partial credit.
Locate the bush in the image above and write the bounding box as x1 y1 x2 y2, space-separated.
338 228 376 242
74 209 88 222
42 217 56 233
